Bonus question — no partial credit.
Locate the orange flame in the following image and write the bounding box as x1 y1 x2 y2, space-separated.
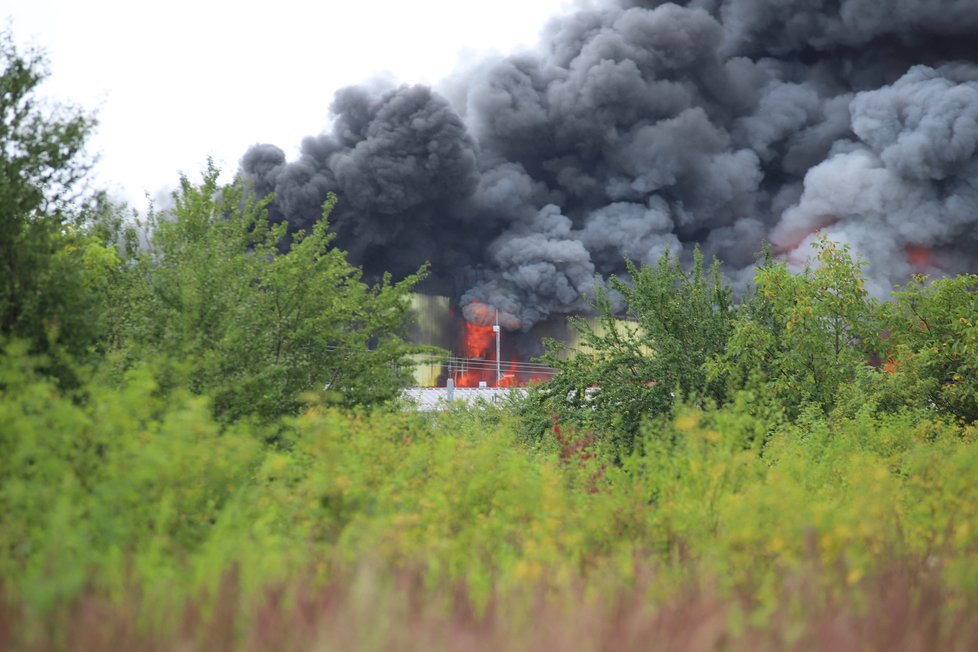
455 320 497 387
499 360 520 388
463 322 494 357
772 217 839 256
451 303 554 388
905 244 932 270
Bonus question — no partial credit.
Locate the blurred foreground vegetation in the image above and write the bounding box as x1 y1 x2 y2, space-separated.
3 342 978 650
3 26 978 651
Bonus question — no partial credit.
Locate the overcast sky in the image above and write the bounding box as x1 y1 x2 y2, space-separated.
5 0 578 209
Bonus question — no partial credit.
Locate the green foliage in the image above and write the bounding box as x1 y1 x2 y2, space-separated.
617 248 733 403
0 342 262 611
622 400 978 604
107 164 425 419
5 353 978 621
711 236 882 418
5 26 978 649
0 31 103 379
527 247 733 459
4 337 978 643
879 274 978 422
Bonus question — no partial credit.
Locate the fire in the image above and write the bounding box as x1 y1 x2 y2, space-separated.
500 360 520 388
463 322 494 358
772 217 838 256
774 230 814 256
464 301 498 326
455 320 498 388
905 244 932 271
450 305 554 388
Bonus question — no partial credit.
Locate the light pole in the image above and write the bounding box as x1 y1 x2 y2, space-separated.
493 309 501 387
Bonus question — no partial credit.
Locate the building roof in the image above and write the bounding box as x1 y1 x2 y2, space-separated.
402 387 528 411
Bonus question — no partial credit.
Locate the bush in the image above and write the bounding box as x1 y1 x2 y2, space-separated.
105 165 425 420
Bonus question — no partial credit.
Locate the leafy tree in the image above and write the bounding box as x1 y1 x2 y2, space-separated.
710 236 882 418
526 247 733 459
615 248 733 404
0 29 103 378
878 274 978 422
109 164 425 420
0 32 107 362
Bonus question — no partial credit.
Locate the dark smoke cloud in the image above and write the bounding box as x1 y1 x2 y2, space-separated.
773 63 978 295
712 0 978 56
241 0 978 329
241 84 481 279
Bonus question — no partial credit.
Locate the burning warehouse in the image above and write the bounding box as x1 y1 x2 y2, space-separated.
405 293 648 388
405 292 559 388
240 0 978 362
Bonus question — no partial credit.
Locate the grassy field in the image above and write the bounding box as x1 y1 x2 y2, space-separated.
5 558 978 652
3 351 978 650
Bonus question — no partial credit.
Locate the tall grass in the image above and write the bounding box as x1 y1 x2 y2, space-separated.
3 346 978 649
4 557 977 652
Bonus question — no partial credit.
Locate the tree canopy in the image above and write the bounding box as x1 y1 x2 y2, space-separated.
526 235 978 460
526 247 733 459
106 164 426 420
0 30 102 378
0 29 426 416
710 237 882 419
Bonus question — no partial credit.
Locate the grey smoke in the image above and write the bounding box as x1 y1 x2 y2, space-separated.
240 0 978 330
241 85 481 278
773 64 978 294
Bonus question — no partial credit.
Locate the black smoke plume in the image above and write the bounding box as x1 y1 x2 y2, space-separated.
240 0 978 330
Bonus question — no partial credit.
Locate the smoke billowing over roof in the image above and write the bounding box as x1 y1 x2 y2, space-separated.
240 0 978 329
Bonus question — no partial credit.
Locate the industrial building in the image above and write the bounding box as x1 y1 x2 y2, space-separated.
404 293 648 388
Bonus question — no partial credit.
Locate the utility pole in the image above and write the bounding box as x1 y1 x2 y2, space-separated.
493 309 501 387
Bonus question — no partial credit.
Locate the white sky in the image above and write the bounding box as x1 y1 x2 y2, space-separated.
4 0 579 209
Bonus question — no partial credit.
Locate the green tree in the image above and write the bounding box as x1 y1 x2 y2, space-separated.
110 164 424 420
710 236 881 418
878 274 978 422
0 31 101 366
526 247 733 459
